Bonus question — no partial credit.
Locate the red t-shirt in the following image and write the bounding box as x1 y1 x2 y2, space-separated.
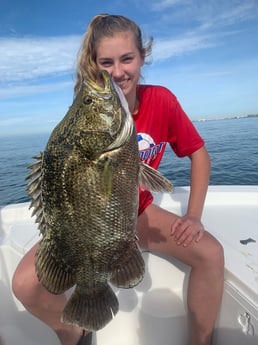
134 85 205 215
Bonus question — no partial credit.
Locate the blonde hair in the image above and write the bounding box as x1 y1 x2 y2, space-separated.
74 14 153 95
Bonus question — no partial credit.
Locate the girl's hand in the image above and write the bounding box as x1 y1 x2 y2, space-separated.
171 215 205 247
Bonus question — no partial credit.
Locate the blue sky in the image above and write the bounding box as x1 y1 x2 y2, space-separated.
0 0 258 136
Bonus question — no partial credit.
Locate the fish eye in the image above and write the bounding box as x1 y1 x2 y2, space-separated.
84 97 92 105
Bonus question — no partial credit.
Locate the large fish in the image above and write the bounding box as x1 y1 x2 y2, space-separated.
26 70 173 331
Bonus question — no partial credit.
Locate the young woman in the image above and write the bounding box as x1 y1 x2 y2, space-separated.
12 14 224 345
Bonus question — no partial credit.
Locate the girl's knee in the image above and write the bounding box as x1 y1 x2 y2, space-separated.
207 239 224 272
12 268 43 307
12 265 33 303
12 267 26 302
193 233 224 269
12 245 40 305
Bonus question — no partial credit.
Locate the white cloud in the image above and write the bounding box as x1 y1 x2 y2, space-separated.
217 2 257 24
0 80 73 99
0 30 218 97
151 0 182 11
152 33 216 61
148 0 258 62
0 35 81 83
148 0 258 31
196 1 258 30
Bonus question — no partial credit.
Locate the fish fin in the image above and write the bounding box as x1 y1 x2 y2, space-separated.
35 240 76 294
26 152 47 235
139 162 174 192
100 157 114 198
110 243 145 288
61 284 119 331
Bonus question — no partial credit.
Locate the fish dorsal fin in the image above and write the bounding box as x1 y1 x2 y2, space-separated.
105 81 134 152
25 153 47 235
139 162 174 192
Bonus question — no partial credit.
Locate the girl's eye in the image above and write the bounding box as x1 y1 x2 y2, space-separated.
100 60 112 67
122 56 133 63
84 97 92 105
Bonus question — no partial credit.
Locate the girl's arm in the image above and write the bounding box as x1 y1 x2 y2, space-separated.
187 145 210 219
171 145 211 247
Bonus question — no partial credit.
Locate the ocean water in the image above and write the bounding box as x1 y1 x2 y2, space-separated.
0 117 257 206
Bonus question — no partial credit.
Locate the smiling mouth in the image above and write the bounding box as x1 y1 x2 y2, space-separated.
116 79 130 88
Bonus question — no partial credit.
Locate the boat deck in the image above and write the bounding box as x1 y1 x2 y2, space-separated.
0 186 257 344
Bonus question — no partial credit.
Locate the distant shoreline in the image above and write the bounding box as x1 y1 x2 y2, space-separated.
0 114 258 138
193 114 258 123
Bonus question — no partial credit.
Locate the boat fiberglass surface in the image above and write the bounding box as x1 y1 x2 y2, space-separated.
0 186 257 345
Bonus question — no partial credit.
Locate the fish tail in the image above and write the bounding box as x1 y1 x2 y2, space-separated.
61 284 119 331
110 244 145 288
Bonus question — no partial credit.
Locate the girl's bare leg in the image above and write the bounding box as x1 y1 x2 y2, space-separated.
12 203 224 345
12 243 88 345
137 204 224 345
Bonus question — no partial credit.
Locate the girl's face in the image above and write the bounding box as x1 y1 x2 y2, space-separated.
96 31 145 105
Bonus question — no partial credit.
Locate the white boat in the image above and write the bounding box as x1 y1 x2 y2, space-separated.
0 186 257 345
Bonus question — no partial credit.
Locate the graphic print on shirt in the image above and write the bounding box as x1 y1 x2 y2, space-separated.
137 133 166 165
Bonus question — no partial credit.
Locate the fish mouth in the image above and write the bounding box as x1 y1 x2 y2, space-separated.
84 70 115 99
83 70 133 151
